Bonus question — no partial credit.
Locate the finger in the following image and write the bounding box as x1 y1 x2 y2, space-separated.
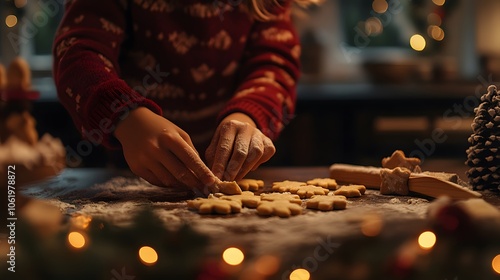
178 129 199 156
224 128 253 181
158 134 216 187
235 136 264 181
147 161 179 187
140 168 164 187
211 124 236 179
251 137 275 171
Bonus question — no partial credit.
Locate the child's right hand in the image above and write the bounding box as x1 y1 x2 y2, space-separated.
114 107 217 193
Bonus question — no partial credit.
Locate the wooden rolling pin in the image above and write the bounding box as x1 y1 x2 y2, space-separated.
329 164 481 200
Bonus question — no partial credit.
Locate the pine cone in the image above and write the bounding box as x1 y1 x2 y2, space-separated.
465 85 500 191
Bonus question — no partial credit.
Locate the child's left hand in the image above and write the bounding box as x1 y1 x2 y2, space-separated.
205 112 275 181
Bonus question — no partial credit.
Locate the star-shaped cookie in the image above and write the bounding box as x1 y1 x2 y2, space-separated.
260 193 302 205
306 195 347 211
237 179 265 191
220 191 261 208
380 167 411 195
187 198 241 214
333 185 366 197
306 178 339 190
381 150 421 171
256 200 303 218
289 185 329 198
271 180 306 192
214 181 242 195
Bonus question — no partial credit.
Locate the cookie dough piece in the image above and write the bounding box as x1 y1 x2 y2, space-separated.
257 200 303 218
260 193 302 205
187 198 241 214
220 191 261 208
289 185 329 198
237 179 265 191
306 178 339 190
272 180 307 192
306 195 347 211
380 167 411 195
215 181 242 195
382 150 421 171
334 185 366 197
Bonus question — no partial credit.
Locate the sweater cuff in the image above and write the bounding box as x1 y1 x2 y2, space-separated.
84 79 162 149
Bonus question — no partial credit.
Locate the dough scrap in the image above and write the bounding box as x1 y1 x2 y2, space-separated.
289 185 329 198
271 180 306 192
237 179 265 191
334 185 366 197
306 178 339 190
257 200 303 217
220 191 261 208
381 150 421 171
187 198 241 214
260 193 302 205
380 167 411 195
306 195 347 211
215 181 242 195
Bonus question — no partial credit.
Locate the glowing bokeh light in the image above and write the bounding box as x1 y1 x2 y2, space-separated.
372 0 388 14
365 17 383 36
68 232 86 249
139 246 158 265
254 255 280 276
410 34 426 51
432 0 446 6
428 25 445 41
222 247 244 266
5 15 17 28
492 254 500 274
427 13 442 26
290 268 310 280
418 231 436 250
15 0 27 8
361 214 383 237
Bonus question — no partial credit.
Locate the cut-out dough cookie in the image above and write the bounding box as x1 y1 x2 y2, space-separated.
380 167 411 195
187 198 241 214
306 195 347 211
220 191 261 208
271 180 306 192
215 181 242 195
260 193 302 205
290 185 329 198
237 179 265 191
381 150 421 171
306 178 339 190
334 185 366 197
257 200 303 217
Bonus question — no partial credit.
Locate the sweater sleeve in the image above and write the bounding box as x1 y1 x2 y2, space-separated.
52 0 162 148
217 5 300 141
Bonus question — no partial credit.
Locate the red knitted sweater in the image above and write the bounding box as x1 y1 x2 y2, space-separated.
53 0 300 151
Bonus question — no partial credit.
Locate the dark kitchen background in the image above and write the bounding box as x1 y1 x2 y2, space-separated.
1 0 496 167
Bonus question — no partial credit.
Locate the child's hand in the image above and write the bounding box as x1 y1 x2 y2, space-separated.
114 107 217 192
205 112 276 181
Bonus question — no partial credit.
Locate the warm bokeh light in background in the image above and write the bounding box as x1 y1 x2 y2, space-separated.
67 232 86 249
410 34 426 51
372 0 388 14
427 13 442 26
289 268 310 280
138 246 158 265
428 25 445 41
418 231 436 250
222 247 245 266
5 15 18 28
14 0 27 8
492 254 500 274
365 17 383 37
361 214 383 237
254 255 280 276
432 0 446 6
